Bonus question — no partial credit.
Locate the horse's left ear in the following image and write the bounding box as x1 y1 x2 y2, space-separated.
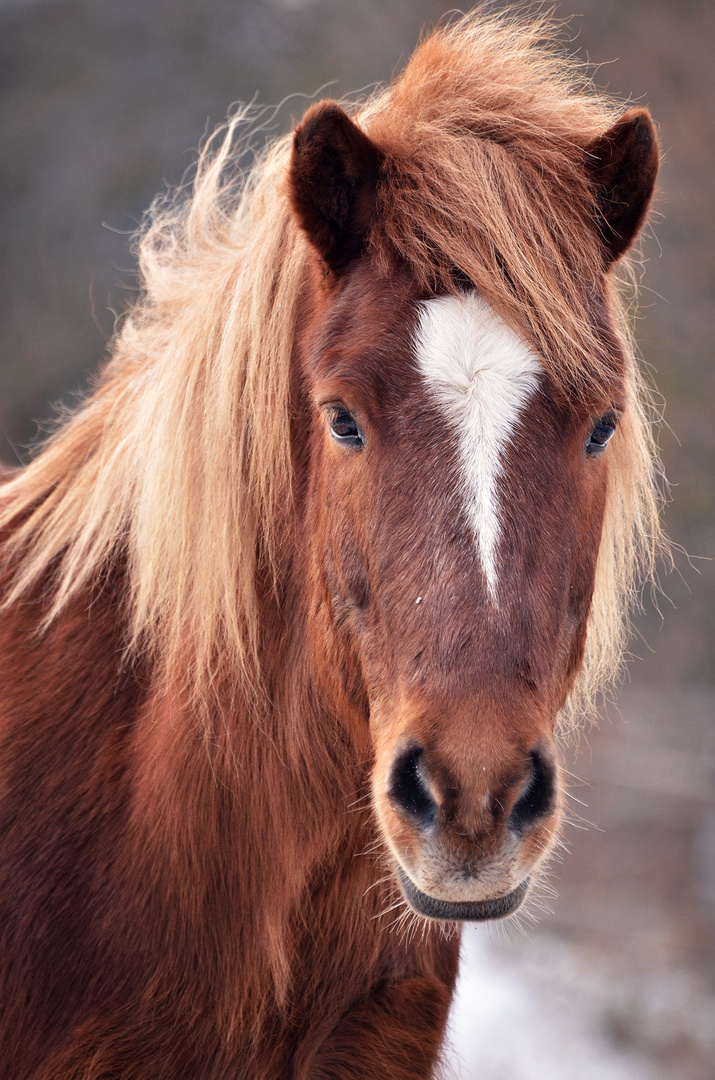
584 108 659 265
289 101 384 272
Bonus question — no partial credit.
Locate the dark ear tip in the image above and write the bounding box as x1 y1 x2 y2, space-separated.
299 101 346 129
293 101 346 151
588 107 659 170
291 101 384 178
612 107 659 162
615 106 655 133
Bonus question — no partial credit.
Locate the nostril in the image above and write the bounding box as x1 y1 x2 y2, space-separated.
509 749 555 834
388 746 438 829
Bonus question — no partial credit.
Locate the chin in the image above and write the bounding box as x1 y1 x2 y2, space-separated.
398 868 530 922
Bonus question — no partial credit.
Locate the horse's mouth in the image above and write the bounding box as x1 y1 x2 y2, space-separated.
398 868 530 922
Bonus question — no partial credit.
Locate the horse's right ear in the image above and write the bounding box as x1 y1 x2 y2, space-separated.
289 102 384 272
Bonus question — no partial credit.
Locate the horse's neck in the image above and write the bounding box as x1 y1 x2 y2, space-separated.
0 501 386 1036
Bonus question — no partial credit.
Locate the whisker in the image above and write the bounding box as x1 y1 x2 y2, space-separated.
373 898 406 921
362 874 393 898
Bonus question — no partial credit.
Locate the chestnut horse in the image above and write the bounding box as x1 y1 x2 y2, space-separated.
0 13 662 1080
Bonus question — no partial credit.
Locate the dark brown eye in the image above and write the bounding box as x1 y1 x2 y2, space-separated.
585 412 618 457
326 406 365 450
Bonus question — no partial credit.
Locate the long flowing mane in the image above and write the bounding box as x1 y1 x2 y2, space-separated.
0 9 663 729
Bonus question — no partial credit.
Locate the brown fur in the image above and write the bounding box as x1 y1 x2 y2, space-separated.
0 10 664 1078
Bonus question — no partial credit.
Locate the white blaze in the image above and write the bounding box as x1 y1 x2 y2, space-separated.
414 292 541 600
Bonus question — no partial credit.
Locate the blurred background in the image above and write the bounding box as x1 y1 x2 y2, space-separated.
1 0 713 1075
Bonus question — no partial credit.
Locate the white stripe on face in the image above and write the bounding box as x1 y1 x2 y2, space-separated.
414 292 541 600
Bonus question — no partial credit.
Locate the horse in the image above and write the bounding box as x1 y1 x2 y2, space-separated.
0 11 663 1079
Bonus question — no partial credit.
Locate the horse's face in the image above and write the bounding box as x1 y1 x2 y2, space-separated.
290 102 657 921
299 264 616 919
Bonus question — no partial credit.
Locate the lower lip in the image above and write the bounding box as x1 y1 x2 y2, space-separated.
398 868 530 922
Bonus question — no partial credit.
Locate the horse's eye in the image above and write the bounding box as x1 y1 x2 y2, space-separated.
585 412 618 457
326 406 365 449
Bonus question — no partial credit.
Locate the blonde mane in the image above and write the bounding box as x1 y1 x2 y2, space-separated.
0 9 664 727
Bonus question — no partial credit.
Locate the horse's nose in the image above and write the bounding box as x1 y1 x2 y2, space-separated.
387 740 557 836
387 744 438 829
507 747 557 834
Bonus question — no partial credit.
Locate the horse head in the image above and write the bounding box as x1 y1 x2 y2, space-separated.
289 101 658 922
